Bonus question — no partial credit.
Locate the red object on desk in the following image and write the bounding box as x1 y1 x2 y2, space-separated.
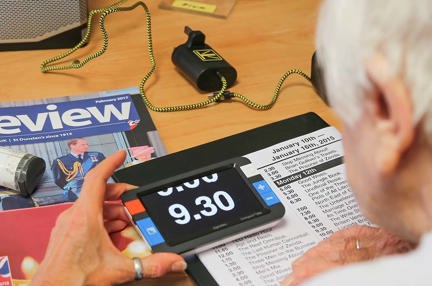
0 202 139 283
0 203 73 281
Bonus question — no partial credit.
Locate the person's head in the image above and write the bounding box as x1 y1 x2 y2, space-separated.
316 0 432 241
67 138 89 154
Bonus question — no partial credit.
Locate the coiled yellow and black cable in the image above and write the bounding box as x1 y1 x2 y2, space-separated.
41 0 311 112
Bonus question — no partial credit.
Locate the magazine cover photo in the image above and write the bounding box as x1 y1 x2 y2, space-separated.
0 87 167 210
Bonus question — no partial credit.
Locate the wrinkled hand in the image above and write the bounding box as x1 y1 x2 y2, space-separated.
281 225 415 286
31 150 186 286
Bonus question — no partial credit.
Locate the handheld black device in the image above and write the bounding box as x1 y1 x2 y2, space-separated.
171 26 237 92
121 157 285 257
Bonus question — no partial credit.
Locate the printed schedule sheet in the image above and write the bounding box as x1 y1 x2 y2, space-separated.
198 127 371 286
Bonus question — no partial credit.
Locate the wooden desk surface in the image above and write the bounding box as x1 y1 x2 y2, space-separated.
0 0 340 285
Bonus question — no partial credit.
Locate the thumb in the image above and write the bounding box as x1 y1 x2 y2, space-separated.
88 252 187 284
139 253 187 278
281 275 298 286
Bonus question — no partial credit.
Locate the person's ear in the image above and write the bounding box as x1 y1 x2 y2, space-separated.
365 53 414 175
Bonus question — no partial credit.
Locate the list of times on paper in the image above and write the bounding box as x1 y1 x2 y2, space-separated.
198 127 371 286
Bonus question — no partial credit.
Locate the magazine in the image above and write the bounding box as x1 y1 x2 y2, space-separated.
0 87 167 210
0 87 167 285
0 202 152 286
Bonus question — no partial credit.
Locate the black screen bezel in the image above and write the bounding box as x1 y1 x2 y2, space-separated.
138 163 269 245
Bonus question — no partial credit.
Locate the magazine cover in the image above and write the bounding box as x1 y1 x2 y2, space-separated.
0 203 151 286
0 87 167 210
0 87 166 285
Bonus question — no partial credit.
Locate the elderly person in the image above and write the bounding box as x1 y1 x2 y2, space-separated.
30 0 432 285
283 0 432 285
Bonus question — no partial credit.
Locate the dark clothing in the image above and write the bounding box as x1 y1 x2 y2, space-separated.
51 152 105 201
0 194 34 210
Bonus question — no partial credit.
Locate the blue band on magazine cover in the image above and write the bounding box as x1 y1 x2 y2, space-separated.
0 94 140 146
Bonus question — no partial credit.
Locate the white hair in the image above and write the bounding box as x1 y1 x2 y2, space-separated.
316 0 432 138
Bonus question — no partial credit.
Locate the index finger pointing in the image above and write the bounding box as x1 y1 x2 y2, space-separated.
77 150 127 211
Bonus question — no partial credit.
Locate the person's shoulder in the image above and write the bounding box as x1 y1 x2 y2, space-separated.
53 153 74 163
